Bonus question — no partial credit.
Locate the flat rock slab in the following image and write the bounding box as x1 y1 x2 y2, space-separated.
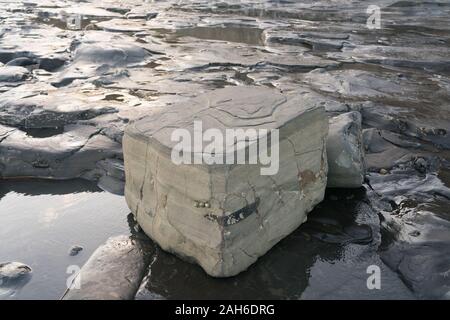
62 235 149 300
123 86 328 277
0 124 122 179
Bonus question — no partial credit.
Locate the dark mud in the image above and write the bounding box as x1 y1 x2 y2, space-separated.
135 188 412 300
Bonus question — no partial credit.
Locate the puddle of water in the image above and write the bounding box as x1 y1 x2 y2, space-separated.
102 93 125 102
22 127 64 138
34 16 108 31
136 189 413 300
0 180 436 300
154 26 265 46
0 179 132 300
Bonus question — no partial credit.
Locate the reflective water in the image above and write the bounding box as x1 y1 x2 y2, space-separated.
136 188 414 300
0 179 131 299
22 127 64 138
1 179 447 299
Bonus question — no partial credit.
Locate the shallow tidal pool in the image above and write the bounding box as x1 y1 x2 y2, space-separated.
0 179 429 300
0 179 132 299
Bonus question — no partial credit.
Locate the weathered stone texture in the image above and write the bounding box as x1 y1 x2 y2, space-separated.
123 86 328 277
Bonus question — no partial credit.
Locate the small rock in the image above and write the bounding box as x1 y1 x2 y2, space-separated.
409 230 421 237
69 245 83 256
0 262 32 297
413 157 428 174
380 168 389 175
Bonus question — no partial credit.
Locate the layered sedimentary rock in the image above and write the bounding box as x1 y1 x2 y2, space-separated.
123 86 328 277
327 112 365 188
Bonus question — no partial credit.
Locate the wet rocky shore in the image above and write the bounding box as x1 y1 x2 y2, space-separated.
1 0 449 299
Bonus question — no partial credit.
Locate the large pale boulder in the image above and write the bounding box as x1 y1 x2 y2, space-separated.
123 86 328 277
327 111 365 188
